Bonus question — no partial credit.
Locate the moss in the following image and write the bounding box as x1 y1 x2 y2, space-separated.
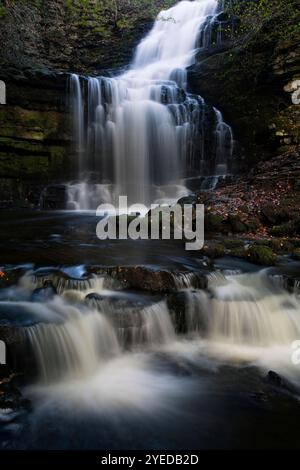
246 245 277 266
202 243 225 259
229 246 247 259
0 5 7 19
0 106 67 141
205 213 224 232
0 154 50 178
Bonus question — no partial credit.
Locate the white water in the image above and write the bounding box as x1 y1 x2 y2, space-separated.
9 269 298 393
68 0 233 210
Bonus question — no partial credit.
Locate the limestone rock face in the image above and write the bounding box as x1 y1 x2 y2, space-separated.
0 0 174 77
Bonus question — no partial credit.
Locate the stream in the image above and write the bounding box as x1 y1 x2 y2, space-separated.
1 212 300 450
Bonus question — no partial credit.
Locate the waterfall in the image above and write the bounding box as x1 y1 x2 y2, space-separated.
26 310 120 383
70 74 84 173
12 267 299 387
68 0 234 210
182 270 300 354
214 107 233 177
25 299 175 384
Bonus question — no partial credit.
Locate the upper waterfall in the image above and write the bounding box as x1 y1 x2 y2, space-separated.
129 0 218 84
68 0 233 210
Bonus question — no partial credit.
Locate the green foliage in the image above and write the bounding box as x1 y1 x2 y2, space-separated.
0 4 7 18
225 0 300 42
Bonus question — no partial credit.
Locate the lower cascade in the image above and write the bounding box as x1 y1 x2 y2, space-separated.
15 269 300 387
67 0 234 210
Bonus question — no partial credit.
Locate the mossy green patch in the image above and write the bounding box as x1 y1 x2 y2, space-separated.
246 245 277 266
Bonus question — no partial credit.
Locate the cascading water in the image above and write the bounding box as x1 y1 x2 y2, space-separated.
7 268 298 388
3 265 300 449
67 0 234 210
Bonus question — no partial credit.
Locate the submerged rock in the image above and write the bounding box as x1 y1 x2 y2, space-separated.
31 280 57 302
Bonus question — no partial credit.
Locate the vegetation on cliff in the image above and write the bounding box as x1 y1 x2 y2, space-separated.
189 0 299 167
0 0 174 75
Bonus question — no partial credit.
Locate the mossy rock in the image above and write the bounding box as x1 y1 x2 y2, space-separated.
229 246 247 259
269 222 295 237
205 213 227 233
246 218 260 232
269 218 300 237
223 239 245 249
246 245 277 266
202 243 225 259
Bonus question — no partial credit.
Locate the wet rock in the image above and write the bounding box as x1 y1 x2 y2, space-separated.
85 291 150 313
266 370 299 395
0 326 23 346
0 374 30 418
30 269 95 294
177 195 198 207
93 266 208 293
202 242 225 259
166 292 188 334
40 185 67 210
0 325 28 375
31 280 57 302
85 292 150 330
